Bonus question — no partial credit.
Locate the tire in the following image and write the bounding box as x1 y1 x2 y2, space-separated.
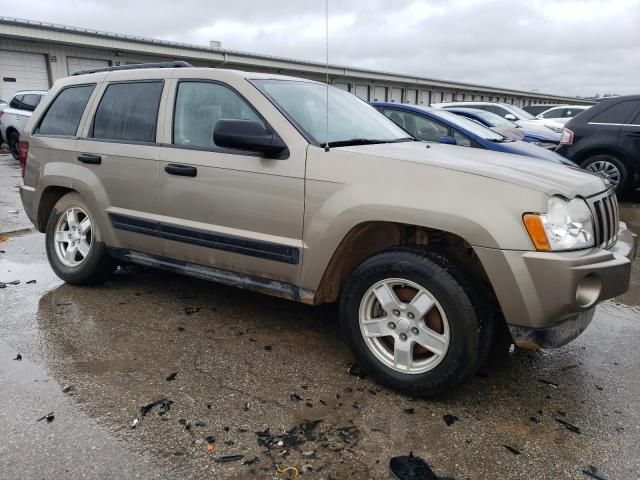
7 130 20 160
340 248 488 397
581 154 629 195
45 192 116 285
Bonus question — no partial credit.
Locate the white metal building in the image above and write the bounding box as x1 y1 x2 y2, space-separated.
0 16 592 107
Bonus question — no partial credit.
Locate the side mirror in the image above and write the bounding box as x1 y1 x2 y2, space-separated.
504 113 517 121
213 119 287 157
438 135 456 145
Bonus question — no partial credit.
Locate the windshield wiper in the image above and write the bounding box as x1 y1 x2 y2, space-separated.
327 137 415 148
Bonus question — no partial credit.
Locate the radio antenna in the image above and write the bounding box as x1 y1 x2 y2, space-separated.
324 0 330 152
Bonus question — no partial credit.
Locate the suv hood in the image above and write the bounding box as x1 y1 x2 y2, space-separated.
340 141 607 197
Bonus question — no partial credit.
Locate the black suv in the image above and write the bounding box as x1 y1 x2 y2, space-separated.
557 95 640 195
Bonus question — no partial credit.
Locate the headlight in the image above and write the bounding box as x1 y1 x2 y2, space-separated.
523 196 595 251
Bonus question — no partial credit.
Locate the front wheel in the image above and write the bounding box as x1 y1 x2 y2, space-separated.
340 249 486 397
45 192 116 284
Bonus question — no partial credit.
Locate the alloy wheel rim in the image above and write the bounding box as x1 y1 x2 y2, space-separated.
54 206 93 267
586 161 621 188
359 278 450 374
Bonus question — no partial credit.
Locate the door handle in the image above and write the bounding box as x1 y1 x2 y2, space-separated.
165 163 197 177
77 153 102 164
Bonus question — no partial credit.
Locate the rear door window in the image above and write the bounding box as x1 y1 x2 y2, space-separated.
92 81 163 142
37 85 95 136
21 94 43 112
590 100 640 124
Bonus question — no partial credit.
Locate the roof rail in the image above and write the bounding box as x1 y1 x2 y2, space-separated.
71 61 193 76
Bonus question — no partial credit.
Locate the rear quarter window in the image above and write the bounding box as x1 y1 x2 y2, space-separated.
36 85 95 136
589 100 640 124
9 95 23 109
91 81 163 143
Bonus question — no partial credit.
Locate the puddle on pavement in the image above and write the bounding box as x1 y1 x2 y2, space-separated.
2 231 639 479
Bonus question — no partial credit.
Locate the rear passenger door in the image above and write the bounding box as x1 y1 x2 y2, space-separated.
616 101 640 162
157 79 305 285
75 78 166 256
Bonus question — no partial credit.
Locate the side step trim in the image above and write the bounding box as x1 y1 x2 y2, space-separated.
109 248 316 305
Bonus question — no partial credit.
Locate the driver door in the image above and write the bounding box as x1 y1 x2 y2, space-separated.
157 79 305 285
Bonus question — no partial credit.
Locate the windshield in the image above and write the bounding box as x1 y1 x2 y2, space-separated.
461 109 517 128
507 105 536 120
252 80 410 146
429 109 506 141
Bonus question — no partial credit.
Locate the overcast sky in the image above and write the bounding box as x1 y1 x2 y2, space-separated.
3 0 639 97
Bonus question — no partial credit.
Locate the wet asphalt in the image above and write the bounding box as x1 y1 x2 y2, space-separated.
1 153 639 480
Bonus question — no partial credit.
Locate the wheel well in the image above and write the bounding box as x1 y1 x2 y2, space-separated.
5 126 19 137
37 186 75 232
315 221 497 306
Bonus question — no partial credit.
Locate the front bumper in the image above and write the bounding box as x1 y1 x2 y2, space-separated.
475 223 637 349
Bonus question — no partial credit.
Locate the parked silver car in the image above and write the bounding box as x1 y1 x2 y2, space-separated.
0 90 47 159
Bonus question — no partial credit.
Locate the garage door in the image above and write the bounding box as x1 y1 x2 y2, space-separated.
373 86 387 102
333 82 350 92
355 85 369 101
67 57 110 75
390 88 402 103
0 51 49 102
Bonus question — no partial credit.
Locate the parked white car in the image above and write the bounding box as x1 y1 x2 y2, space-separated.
431 101 565 138
0 90 47 159
536 105 590 125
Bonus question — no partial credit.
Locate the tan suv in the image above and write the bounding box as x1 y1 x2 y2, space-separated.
18 62 637 396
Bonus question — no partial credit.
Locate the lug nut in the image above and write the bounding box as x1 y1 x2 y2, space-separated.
392 309 400 317
400 333 408 341
408 312 415 319
388 322 396 330
411 327 419 335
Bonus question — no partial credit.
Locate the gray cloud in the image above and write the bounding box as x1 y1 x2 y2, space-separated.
2 0 638 96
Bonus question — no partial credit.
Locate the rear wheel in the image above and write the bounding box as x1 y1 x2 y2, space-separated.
340 249 487 397
581 154 629 195
45 192 116 284
7 130 19 160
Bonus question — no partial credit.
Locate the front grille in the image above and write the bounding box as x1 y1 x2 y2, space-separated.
589 190 619 248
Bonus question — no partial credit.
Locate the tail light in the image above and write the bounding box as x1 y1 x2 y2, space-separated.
560 128 574 145
18 141 29 177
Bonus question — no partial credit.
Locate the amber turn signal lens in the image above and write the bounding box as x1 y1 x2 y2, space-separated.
523 214 551 251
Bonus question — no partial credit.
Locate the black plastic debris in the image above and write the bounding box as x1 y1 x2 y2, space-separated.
404 408 415 415
538 378 559 388
13 353 22 361
348 363 368 379
389 452 442 480
37 412 55 423
214 455 244 463
62 385 74 394
184 307 201 315
290 393 302 402
529 416 541 424
556 418 581 434
443 414 458 426
504 445 521 455
177 326 185 332
582 465 607 480
557 410 567 417
26 280 36 284
131 398 173 429
242 457 259 465
166 372 178 381
0 280 20 288
264 345 273 351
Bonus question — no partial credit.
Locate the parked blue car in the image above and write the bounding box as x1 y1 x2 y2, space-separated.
444 107 560 149
372 102 573 164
